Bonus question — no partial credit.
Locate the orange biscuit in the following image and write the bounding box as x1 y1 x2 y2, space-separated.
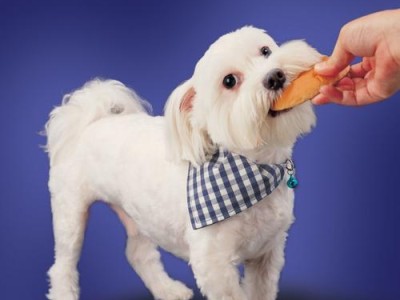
271 57 350 111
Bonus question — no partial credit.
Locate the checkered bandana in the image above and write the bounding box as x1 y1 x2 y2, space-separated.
187 148 294 229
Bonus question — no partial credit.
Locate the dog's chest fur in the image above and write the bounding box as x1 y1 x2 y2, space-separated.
232 186 294 260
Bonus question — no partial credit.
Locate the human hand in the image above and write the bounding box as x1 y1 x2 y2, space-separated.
312 9 400 106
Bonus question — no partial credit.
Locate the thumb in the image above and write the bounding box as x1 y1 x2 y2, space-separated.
315 39 354 77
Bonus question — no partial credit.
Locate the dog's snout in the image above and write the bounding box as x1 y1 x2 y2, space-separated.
263 69 286 91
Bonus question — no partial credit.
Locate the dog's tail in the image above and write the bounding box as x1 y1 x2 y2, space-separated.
44 78 151 165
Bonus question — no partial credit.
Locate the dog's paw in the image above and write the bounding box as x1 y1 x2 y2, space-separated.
153 279 193 300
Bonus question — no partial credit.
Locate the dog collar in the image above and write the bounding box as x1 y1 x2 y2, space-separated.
187 148 298 229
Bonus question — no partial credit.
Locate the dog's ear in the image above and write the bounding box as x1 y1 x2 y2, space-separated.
179 86 195 112
164 80 213 165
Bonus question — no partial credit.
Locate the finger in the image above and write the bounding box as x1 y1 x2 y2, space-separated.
320 78 389 106
312 93 331 105
320 77 365 106
317 84 360 106
368 55 400 99
321 85 359 106
335 77 355 91
314 42 354 76
339 90 358 106
340 78 382 106
314 53 353 77
319 85 345 102
353 79 387 105
349 59 373 78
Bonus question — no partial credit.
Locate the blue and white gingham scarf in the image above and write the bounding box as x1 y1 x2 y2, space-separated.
187 148 295 229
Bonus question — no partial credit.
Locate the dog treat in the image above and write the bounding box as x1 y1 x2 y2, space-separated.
271 57 350 111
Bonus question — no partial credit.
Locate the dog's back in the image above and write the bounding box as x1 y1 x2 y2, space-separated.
44 79 150 167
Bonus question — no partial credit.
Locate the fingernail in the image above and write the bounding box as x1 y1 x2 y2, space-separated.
314 62 328 72
319 85 329 93
312 94 324 105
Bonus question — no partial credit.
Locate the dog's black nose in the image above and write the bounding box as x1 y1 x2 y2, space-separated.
263 69 286 91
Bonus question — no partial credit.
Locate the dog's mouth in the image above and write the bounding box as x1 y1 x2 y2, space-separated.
268 107 292 118
267 80 293 117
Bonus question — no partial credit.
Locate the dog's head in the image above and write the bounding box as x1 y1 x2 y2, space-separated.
165 26 319 164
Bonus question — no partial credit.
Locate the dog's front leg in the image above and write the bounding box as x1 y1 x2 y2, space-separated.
191 254 247 300
189 230 248 300
242 233 287 300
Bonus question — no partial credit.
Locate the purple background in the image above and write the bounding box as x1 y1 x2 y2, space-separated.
1 1 399 299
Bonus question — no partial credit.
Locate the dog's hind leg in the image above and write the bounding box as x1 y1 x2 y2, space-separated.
47 178 91 300
112 205 193 300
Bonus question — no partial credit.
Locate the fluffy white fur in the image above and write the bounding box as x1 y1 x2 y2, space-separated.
45 27 320 300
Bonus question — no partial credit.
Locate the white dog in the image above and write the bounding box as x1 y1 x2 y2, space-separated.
45 26 320 300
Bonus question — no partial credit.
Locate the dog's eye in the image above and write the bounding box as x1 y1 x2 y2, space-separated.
260 46 272 57
222 74 238 89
